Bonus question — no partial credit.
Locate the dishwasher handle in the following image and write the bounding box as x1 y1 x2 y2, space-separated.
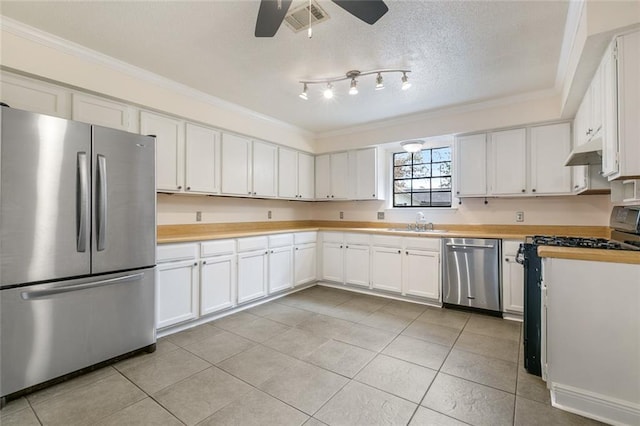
445 243 495 249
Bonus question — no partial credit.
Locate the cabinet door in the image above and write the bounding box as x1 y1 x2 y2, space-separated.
354 148 379 200
371 246 402 293
156 260 198 328
601 44 619 178
269 246 293 293
403 249 440 299
237 249 268 304
572 100 589 193
315 154 331 199
455 134 487 197
221 133 251 196
530 123 572 195
72 93 133 131
590 65 603 137
0 73 70 118
141 111 184 192
322 242 344 282
502 255 524 313
201 255 236 316
330 152 350 199
344 244 370 288
278 147 298 199
491 128 527 195
298 152 315 199
185 123 220 194
253 141 278 197
294 243 317 286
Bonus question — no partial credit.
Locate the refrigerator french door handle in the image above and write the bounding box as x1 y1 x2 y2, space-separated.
76 152 89 253
96 154 107 251
20 272 145 300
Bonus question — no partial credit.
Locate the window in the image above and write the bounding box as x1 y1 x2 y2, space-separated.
393 147 452 207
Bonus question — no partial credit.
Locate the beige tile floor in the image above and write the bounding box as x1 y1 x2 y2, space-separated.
1 285 605 426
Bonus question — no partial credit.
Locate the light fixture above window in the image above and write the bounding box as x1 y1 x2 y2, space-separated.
298 69 411 100
400 140 424 153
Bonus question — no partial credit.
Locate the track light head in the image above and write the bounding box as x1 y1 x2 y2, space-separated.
349 78 358 95
323 83 334 99
299 83 308 100
401 72 411 90
375 73 384 90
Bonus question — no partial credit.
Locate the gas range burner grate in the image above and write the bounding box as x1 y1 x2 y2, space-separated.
531 235 628 250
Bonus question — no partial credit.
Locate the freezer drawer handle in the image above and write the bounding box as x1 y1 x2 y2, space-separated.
96 154 107 251
445 243 494 249
76 152 89 253
20 273 145 300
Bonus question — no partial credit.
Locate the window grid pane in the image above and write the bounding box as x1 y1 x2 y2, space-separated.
393 147 452 208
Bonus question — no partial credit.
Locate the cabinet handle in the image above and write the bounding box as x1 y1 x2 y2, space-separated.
326 195 330 198
331 195 334 198
177 186 182 190
532 189 536 193
271 250 274 253
202 260 206 265
456 191 460 195
372 194 375 197
505 258 509 262
253 192 257 195
574 185 579 189
248 191 252 195
521 189 525 193
397 250 401 254
193 262 197 267
346 245 349 249
340 245 343 248
406 251 409 255
295 247 299 250
186 186 191 191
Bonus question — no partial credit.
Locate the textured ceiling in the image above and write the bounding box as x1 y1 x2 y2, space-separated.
1 1 569 134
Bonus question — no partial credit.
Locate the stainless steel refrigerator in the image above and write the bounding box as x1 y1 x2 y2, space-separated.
0 106 156 403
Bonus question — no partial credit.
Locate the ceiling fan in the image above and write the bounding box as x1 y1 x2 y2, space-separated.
255 0 388 37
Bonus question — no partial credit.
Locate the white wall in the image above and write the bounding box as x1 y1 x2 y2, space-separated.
309 195 613 226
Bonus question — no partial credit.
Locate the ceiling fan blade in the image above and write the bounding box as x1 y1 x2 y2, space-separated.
331 0 388 25
255 0 294 37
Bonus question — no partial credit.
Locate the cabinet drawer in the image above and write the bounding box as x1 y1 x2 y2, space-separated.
404 237 440 251
157 243 198 263
322 232 343 243
503 240 523 256
269 233 293 248
294 231 317 244
201 239 235 257
371 235 402 247
237 236 268 252
344 233 370 245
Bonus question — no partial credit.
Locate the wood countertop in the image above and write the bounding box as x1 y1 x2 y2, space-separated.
538 246 640 265
158 221 610 244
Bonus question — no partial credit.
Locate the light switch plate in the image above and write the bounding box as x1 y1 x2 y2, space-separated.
377 212 385 220
516 211 524 222
268 210 272 219
196 211 202 222
339 211 344 219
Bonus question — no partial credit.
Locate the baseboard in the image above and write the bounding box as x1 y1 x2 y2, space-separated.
551 382 640 426
317 281 441 308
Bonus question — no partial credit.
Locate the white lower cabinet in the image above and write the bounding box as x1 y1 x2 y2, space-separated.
294 243 317 286
156 243 200 329
403 249 439 299
268 239 294 294
200 254 236 316
371 246 402 292
344 244 370 287
502 240 524 314
322 241 344 282
237 249 268 304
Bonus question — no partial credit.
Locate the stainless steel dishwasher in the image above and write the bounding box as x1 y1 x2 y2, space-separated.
442 238 501 314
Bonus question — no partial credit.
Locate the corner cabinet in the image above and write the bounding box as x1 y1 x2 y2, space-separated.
294 232 317 286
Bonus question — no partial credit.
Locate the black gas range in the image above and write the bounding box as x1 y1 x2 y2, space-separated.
517 206 640 377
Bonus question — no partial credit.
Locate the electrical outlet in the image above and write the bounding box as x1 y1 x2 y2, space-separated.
339 211 344 219
196 211 202 222
268 210 272 219
516 211 524 222
377 211 385 220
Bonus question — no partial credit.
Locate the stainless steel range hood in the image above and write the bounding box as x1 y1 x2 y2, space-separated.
564 137 603 166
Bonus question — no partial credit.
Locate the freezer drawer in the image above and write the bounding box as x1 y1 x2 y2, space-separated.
0 268 156 398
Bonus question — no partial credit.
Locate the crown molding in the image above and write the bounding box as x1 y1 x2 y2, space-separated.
0 16 312 138
315 88 559 140
554 0 585 91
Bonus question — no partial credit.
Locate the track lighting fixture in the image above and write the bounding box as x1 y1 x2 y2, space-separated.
323 83 334 99
349 78 358 95
375 73 384 90
298 68 411 100
299 83 308 100
401 72 411 90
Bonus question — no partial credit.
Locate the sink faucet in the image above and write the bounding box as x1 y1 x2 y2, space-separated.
416 212 426 231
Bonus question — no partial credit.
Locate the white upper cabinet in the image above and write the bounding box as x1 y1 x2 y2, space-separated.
490 128 527 195
315 152 349 200
601 42 618 178
278 148 314 200
185 123 220 194
140 111 184 192
72 93 134 132
455 133 487 197
0 73 70 118
353 147 384 200
530 123 572 195
220 133 251 196
606 31 640 181
252 140 278 198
